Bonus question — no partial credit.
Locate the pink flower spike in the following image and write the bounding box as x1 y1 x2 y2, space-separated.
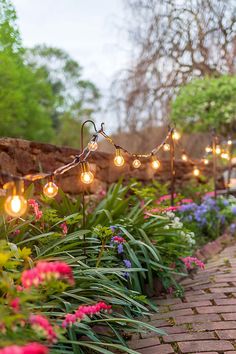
0 343 48 354
28 199 43 221
10 298 20 312
30 314 57 343
181 256 205 270
60 222 68 236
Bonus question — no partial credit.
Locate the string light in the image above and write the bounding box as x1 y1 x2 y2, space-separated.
151 156 160 170
163 143 170 152
4 180 27 217
181 153 188 162
80 162 94 184
227 139 232 146
205 146 212 153
193 166 200 177
132 159 141 168
203 158 209 165
172 130 181 141
114 149 125 167
88 140 98 151
221 152 229 160
215 145 221 155
43 180 58 198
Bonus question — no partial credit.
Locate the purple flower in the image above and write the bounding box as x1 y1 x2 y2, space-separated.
117 243 124 254
230 223 236 234
232 206 236 215
109 226 116 233
123 259 132 268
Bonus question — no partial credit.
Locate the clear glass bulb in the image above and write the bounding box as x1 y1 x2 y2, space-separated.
215 145 221 155
114 155 125 167
43 181 58 198
203 158 209 165
88 141 98 151
151 159 160 170
4 195 27 217
173 130 180 140
205 146 212 153
181 154 188 161
132 159 141 168
228 139 232 146
81 171 94 184
193 167 200 176
163 143 170 151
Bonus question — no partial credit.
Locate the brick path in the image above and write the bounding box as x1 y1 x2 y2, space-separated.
128 244 236 353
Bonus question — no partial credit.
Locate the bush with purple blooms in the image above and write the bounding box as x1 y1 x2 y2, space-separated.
177 195 236 246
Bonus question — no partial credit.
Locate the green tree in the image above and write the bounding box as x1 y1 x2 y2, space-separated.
27 45 100 147
0 0 55 142
171 75 236 136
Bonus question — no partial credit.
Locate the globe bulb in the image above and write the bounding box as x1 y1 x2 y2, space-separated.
205 146 212 153
181 153 188 162
193 167 200 177
221 152 229 160
151 157 160 170
43 181 58 198
4 195 27 217
163 143 170 152
88 141 98 151
215 145 221 155
114 149 125 167
172 130 180 140
81 171 94 184
228 139 232 146
203 158 209 165
132 159 141 168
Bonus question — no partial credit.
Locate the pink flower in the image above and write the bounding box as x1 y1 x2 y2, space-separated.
12 229 20 236
181 256 205 270
112 236 126 244
30 315 57 343
10 298 20 312
60 222 68 236
28 199 43 221
0 343 48 354
204 191 215 198
181 199 193 204
156 194 177 204
21 261 74 288
62 301 112 328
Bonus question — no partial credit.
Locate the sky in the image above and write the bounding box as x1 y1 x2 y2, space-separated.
12 0 132 131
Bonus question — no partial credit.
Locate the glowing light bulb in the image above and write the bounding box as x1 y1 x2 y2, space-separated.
132 159 141 168
203 158 209 165
88 140 98 151
81 171 94 184
114 149 125 167
228 139 232 146
43 181 58 198
215 145 221 155
4 195 27 217
181 153 188 162
221 152 229 160
172 130 180 140
80 162 94 184
151 157 160 170
163 143 170 152
193 166 200 177
205 146 212 153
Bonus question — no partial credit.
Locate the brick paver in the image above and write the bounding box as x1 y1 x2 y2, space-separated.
128 243 236 353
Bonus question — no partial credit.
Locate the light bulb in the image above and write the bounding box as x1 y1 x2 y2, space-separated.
181 153 188 162
228 139 232 146
205 146 212 153
43 181 58 198
172 130 180 140
81 171 94 184
151 157 160 170
203 158 209 165
4 195 27 217
88 140 98 151
193 167 200 177
132 159 141 168
163 143 170 152
114 149 125 167
215 145 221 155
80 162 94 184
221 152 229 160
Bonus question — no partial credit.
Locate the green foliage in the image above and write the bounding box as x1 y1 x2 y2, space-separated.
171 75 236 135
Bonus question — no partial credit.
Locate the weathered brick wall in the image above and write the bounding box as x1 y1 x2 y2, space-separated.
0 138 217 195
